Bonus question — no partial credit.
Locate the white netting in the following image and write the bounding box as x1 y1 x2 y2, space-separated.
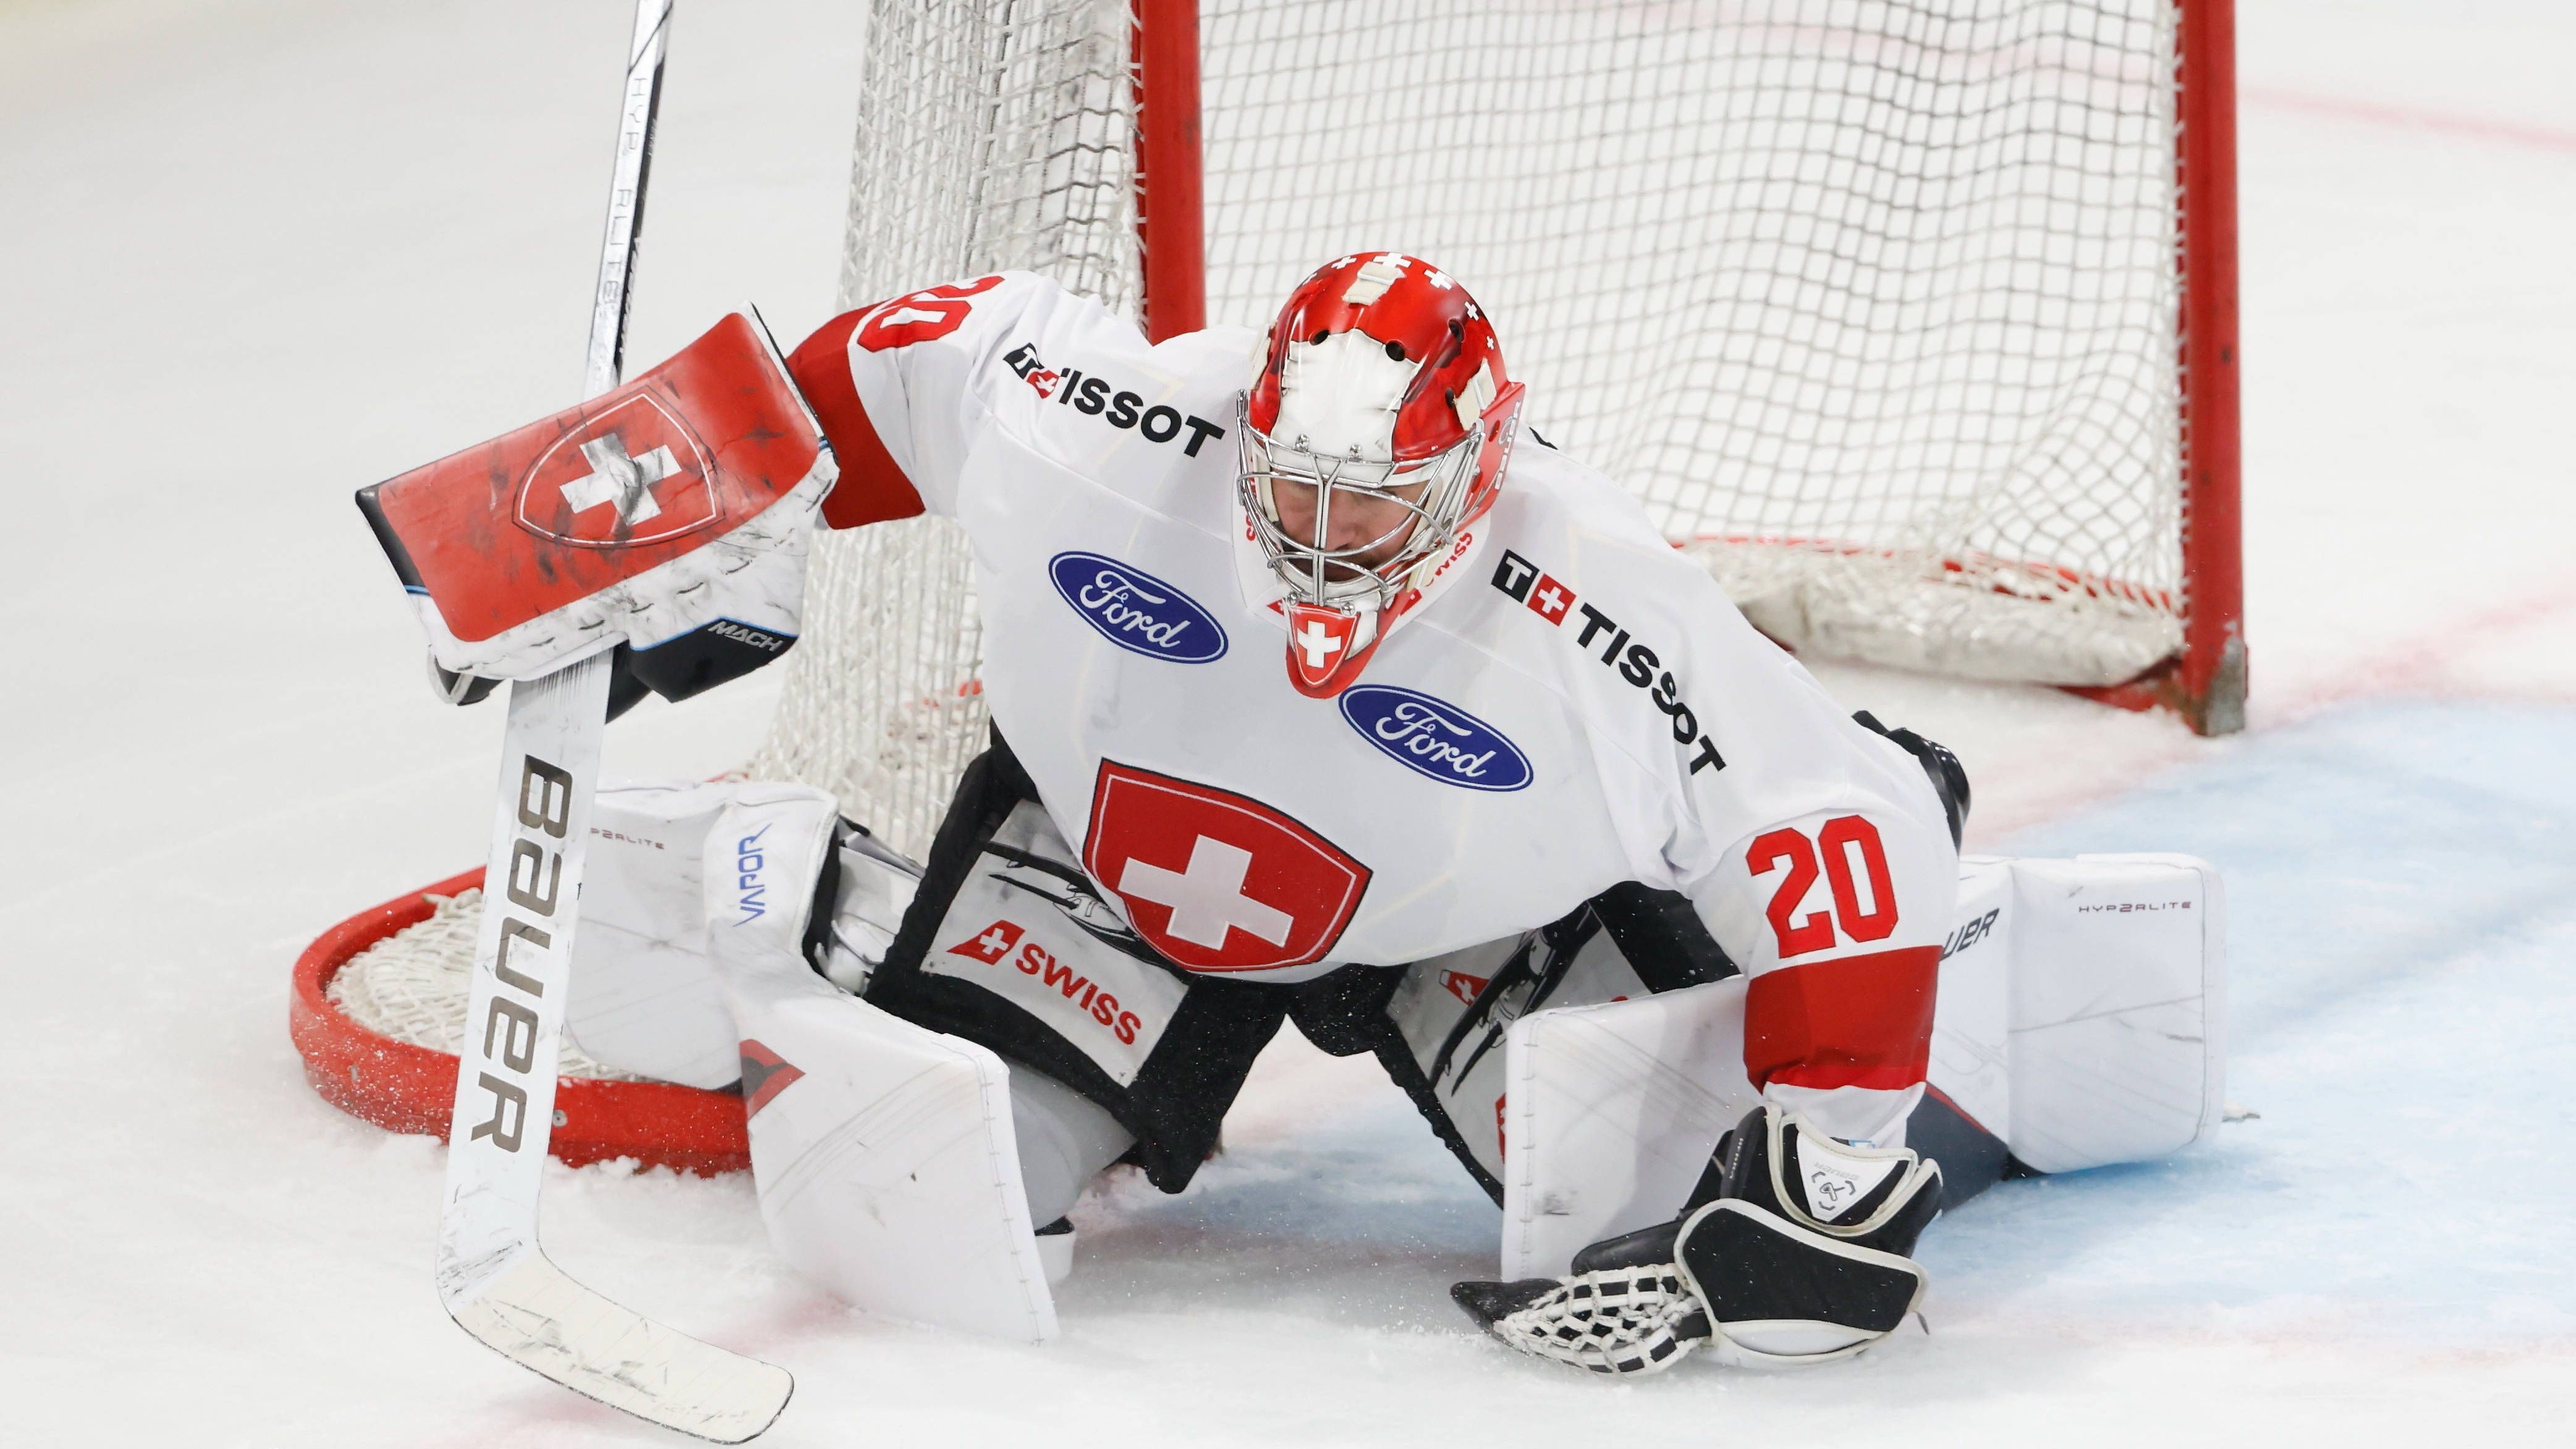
758 0 2195 859
747 0 1143 859
1203 0 2185 690
324 890 641 1080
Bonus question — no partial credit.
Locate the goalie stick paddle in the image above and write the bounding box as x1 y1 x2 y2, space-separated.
431 1 793 1439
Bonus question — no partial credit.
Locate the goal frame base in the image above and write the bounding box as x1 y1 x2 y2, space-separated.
2066 635 2248 737
289 868 750 1176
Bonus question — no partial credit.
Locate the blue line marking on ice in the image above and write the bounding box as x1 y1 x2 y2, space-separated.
1924 701 2576 1344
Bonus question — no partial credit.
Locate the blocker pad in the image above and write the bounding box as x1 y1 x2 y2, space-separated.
357 312 834 692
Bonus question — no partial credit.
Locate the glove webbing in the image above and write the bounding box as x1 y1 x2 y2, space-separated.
1488 1265 1701 1376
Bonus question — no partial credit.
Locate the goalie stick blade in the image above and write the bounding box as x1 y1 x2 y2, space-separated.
447 1249 792 1443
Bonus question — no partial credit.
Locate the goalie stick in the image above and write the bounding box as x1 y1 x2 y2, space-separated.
431 0 794 1438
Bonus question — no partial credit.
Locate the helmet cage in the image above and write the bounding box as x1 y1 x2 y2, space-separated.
1238 401 1484 612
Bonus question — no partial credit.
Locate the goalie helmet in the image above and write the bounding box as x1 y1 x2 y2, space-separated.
1240 252 1525 697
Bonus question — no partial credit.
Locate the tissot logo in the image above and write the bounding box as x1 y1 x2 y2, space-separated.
1338 686 1532 791
1491 546 1727 776
1004 342 1227 456
1049 552 1229 662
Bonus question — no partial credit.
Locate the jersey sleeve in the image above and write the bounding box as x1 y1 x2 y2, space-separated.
1660 631 1957 1147
784 271 1083 528
1690 794 1955 1147
1512 483 1960 1149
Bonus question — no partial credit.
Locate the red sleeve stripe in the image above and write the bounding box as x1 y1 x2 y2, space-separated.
787 307 928 530
1742 945 1939 1094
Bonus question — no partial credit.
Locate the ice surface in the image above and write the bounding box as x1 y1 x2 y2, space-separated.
3 0 2574 1442
1949 703 2576 1347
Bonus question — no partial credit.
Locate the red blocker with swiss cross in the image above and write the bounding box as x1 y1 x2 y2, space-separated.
356 312 837 700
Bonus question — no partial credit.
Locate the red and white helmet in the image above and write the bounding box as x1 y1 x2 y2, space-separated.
1240 252 1525 696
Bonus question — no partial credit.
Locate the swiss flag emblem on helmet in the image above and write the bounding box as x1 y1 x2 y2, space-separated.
1082 760 1371 974
1282 601 1366 695
515 393 723 548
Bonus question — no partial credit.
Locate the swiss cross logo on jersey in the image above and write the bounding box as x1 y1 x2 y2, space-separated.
946 919 1026 965
514 393 721 548
1081 760 1371 973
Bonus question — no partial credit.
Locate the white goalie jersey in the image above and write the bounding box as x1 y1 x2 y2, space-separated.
784 271 1961 1143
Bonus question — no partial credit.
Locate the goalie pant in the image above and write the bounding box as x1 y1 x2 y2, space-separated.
840 731 2012 1221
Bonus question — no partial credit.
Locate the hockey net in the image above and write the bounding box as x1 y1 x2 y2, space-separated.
324 888 639 1080
304 0 2229 1131
292 873 748 1170
750 0 2238 862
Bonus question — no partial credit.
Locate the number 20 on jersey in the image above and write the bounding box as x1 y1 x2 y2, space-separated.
1748 815 1897 958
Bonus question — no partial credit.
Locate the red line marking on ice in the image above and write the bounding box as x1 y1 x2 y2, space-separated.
2263 570 2576 724
1974 570 2576 846
2243 87 2576 156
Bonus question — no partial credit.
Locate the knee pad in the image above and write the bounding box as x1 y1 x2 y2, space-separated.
706 784 1062 1341
555 776 934 1089
1498 852 2227 1278
1008 1066 1134 1228
562 779 835 1089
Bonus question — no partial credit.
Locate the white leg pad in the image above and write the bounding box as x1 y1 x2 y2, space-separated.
706 788 1057 1343
1499 979 1763 1278
562 779 760 1089
1500 853 2226 1275
1983 852 2227 1174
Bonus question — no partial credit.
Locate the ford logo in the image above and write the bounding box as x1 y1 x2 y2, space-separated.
1048 552 1227 663
1338 686 1532 792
